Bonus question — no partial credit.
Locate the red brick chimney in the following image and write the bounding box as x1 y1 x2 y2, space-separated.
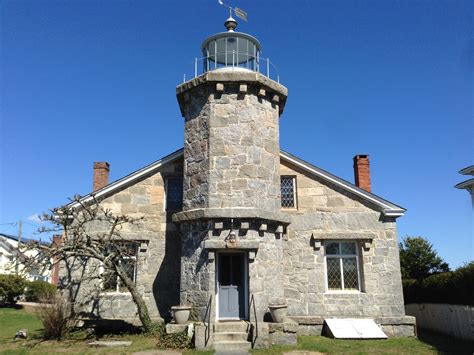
93 162 110 191
353 155 371 192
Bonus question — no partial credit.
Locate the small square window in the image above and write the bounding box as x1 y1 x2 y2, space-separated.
281 176 296 208
165 177 183 212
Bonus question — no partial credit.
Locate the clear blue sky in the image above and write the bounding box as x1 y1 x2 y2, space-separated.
1 0 472 267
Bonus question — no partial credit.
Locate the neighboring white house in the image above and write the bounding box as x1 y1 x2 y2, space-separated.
455 165 474 206
0 233 52 282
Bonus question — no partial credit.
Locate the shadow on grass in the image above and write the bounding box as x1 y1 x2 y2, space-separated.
0 303 24 310
417 329 474 354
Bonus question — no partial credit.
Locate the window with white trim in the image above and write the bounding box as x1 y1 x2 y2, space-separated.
281 176 297 208
102 243 138 293
165 177 183 212
325 241 360 291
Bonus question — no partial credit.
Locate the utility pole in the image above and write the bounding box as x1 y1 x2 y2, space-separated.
15 220 22 275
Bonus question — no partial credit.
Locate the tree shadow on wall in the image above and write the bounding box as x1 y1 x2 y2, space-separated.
153 215 181 323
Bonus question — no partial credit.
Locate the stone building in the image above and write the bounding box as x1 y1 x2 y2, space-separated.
64 15 415 349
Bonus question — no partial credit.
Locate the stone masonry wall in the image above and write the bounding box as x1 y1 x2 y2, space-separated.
68 159 183 322
183 83 281 212
179 223 285 323
280 159 406 320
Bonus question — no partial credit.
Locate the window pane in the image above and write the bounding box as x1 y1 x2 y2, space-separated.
325 242 340 255
124 243 138 257
166 178 183 211
327 258 342 290
103 269 117 292
341 242 356 255
281 177 295 208
343 258 359 290
119 259 136 292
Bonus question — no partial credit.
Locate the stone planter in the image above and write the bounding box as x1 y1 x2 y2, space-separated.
269 304 287 323
171 306 191 324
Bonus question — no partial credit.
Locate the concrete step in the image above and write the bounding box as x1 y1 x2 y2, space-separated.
214 321 249 333
213 331 248 342
213 340 251 353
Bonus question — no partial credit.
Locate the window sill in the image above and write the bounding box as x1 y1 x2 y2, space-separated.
324 290 362 295
99 291 132 297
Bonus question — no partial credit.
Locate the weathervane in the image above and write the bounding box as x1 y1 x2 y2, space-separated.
217 0 248 22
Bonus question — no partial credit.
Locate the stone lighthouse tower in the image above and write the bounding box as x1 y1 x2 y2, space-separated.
173 14 290 328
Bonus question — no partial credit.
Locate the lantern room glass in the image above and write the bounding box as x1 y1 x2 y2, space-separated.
202 33 260 72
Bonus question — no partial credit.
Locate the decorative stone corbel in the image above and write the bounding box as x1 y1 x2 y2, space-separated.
310 234 322 250
272 94 280 103
259 223 267 231
208 251 215 262
240 221 250 230
239 84 248 94
248 251 256 261
363 240 372 251
275 225 283 238
216 83 224 92
214 221 224 230
139 242 148 252
258 88 266 97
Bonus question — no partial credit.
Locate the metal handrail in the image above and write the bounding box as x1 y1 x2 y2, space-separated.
203 295 212 346
248 293 258 347
183 51 281 84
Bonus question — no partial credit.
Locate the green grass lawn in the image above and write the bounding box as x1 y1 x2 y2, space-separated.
0 306 472 354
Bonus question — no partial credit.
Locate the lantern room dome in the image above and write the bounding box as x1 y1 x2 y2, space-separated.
201 16 261 72
183 15 280 83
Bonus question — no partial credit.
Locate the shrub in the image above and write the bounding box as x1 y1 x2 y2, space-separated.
153 321 192 349
403 262 474 306
25 280 56 302
0 274 27 304
36 295 72 340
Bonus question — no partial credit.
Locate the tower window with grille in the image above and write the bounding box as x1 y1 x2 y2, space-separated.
165 177 183 212
281 176 296 208
324 241 361 291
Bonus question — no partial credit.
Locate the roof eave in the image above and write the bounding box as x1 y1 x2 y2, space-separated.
63 148 406 218
459 165 474 176
279 150 406 218
65 148 184 210
455 178 474 190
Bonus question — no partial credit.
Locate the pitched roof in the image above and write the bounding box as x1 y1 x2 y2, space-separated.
67 148 405 217
455 178 474 190
459 165 474 176
280 150 405 216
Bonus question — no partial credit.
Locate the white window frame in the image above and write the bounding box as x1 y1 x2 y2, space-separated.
281 176 297 209
101 247 138 294
324 241 361 293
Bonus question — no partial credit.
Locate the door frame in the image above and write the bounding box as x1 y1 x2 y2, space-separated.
215 251 249 321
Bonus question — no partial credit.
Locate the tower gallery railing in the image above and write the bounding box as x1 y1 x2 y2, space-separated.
183 51 280 84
